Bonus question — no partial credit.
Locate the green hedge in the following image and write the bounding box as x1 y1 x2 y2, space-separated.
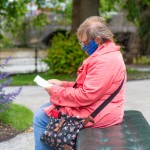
44 33 87 74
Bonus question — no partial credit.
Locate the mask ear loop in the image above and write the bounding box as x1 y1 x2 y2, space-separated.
78 41 84 48
82 42 89 52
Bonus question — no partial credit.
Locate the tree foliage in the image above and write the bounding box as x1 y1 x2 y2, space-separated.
121 0 150 55
0 0 30 48
0 0 72 48
99 0 150 55
44 33 87 74
0 0 150 54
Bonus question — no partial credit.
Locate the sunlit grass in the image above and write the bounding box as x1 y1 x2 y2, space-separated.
0 103 33 131
126 67 150 80
7 69 150 86
133 56 150 65
11 72 76 86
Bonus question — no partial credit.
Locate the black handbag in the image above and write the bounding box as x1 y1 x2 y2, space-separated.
40 78 125 150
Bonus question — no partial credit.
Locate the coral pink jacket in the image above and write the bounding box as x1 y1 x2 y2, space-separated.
44 41 126 128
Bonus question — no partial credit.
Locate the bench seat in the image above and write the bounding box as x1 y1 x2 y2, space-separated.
76 110 150 150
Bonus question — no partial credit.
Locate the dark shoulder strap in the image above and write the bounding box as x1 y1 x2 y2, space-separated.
83 76 125 125
91 77 125 118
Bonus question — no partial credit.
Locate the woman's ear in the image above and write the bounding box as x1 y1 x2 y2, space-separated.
95 36 103 45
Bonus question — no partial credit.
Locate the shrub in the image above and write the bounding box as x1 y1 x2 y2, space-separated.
0 57 22 112
44 33 87 74
133 56 150 65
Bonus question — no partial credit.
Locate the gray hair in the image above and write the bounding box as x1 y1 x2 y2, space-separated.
77 16 113 43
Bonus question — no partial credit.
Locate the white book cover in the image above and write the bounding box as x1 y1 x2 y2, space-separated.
34 75 54 88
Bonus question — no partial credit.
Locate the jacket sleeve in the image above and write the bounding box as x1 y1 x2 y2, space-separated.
49 56 124 107
62 81 75 87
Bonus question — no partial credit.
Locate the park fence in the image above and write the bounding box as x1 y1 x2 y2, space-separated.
0 48 48 74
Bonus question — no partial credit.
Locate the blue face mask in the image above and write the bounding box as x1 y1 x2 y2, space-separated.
82 40 98 55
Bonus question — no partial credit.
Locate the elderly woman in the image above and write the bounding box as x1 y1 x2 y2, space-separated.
33 16 126 150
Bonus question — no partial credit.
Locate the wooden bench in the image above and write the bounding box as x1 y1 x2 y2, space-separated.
76 110 150 150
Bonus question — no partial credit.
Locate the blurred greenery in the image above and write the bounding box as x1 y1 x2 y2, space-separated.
133 56 150 65
0 0 73 48
0 103 33 130
44 33 87 74
11 72 76 86
0 0 30 48
8 68 150 86
126 67 150 80
0 0 150 55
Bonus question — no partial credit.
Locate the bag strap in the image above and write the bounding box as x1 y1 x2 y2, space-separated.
83 76 125 125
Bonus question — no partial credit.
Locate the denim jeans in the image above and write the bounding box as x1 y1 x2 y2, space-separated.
33 103 54 150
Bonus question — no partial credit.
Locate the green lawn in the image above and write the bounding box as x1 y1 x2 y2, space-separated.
126 68 150 80
0 103 33 131
11 72 76 86
9 69 150 86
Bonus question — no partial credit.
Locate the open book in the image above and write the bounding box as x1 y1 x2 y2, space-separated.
34 75 54 88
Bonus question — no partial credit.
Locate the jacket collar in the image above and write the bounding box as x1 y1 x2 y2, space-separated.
90 41 120 57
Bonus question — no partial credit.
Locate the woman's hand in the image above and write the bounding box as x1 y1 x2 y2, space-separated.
45 86 53 94
47 79 63 86
45 79 63 94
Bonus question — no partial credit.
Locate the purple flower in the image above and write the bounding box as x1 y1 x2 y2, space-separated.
0 72 10 80
0 56 11 68
0 57 22 112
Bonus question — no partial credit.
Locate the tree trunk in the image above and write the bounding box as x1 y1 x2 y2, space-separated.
71 0 99 33
140 7 150 55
